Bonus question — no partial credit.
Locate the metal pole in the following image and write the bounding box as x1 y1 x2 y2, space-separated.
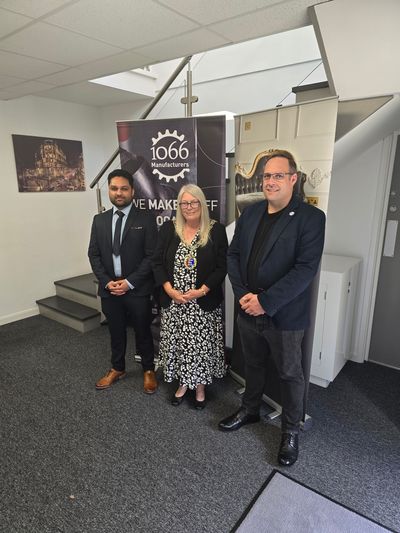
187 66 193 117
89 55 192 190
139 55 192 120
183 79 188 117
180 62 198 118
96 183 105 212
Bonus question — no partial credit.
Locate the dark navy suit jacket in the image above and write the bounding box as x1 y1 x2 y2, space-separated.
228 195 325 330
88 206 157 298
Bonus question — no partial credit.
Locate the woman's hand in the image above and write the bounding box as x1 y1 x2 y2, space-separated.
170 288 187 304
163 282 187 304
183 288 202 301
183 286 208 301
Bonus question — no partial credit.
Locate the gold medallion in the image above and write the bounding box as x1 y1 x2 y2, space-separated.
184 254 197 269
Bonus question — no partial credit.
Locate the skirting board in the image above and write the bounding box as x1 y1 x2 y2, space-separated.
0 307 39 326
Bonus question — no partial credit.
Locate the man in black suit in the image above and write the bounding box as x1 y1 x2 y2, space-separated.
88 169 158 394
219 150 325 466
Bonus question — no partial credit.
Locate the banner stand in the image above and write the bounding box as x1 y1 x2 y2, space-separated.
228 369 313 432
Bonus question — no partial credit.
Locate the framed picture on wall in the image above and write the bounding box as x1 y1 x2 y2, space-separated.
12 134 86 192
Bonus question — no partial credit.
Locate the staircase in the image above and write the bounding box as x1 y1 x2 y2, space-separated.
36 274 101 333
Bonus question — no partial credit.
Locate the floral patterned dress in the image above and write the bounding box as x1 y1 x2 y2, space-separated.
159 232 226 389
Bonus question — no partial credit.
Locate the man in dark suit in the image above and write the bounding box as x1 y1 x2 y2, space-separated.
219 150 325 466
88 169 158 394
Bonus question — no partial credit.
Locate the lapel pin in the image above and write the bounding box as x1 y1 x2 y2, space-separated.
289 211 295 216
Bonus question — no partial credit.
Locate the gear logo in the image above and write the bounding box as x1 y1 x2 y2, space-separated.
150 129 190 183
151 129 184 144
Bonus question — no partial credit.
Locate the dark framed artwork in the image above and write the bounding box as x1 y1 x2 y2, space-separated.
12 134 86 192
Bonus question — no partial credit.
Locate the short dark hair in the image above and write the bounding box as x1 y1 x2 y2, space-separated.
107 169 134 187
263 149 298 174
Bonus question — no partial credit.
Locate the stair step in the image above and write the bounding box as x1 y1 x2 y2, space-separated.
54 273 99 310
54 273 97 297
36 296 101 333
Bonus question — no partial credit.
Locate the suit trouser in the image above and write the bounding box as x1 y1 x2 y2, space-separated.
237 313 304 433
101 292 154 372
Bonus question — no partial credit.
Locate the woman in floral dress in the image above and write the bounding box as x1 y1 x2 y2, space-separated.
152 184 228 409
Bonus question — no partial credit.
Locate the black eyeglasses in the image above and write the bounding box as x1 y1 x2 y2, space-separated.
262 172 294 181
179 200 200 209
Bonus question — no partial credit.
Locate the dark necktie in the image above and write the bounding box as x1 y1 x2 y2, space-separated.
112 210 124 256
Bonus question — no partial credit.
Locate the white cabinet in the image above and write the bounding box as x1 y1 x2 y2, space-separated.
310 254 361 388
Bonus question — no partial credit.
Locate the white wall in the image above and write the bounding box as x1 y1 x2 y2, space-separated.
312 0 400 100
154 26 322 90
309 0 400 364
147 26 326 120
325 137 394 362
150 60 324 121
323 93 400 363
99 100 147 158
0 96 104 324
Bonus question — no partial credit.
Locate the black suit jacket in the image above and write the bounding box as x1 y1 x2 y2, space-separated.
228 195 325 330
152 220 228 311
88 206 157 298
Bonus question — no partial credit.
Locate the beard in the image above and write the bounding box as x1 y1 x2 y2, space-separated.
110 196 132 208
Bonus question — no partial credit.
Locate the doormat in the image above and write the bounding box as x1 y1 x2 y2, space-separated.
232 470 394 532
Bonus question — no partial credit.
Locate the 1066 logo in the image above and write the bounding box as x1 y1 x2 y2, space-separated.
150 129 190 182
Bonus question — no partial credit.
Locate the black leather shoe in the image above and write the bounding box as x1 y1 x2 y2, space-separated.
171 391 187 406
194 398 206 410
194 385 206 410
278 432 299 466
218 408 260 431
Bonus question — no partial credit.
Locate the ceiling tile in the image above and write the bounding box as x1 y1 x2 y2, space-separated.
136 28 230 62
0 0 72 18
38 80 152 106
209 0 315 41
0 89 18 99
0 0 324 105
36 50 154 85
0 21 122 65
4 79 54 96
0 49 67 78
78 50 155 78
157 0 275 25
0 73 25 88
34 67 88 86
0 8 32 37
45 0 199 49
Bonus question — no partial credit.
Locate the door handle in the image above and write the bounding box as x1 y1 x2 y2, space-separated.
383 219 398 257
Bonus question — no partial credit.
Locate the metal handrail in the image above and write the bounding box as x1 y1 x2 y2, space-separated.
89 55 192 190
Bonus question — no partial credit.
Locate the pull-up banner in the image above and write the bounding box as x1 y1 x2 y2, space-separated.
229 98 339 425
116 116 226 225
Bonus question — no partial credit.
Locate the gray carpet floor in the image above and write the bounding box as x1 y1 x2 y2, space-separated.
0 316 399 533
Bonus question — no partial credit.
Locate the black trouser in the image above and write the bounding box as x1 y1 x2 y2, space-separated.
101 293 154 372
237 313 304 433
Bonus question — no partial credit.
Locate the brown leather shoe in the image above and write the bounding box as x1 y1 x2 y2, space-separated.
143 370 158 394
95 368 126 390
